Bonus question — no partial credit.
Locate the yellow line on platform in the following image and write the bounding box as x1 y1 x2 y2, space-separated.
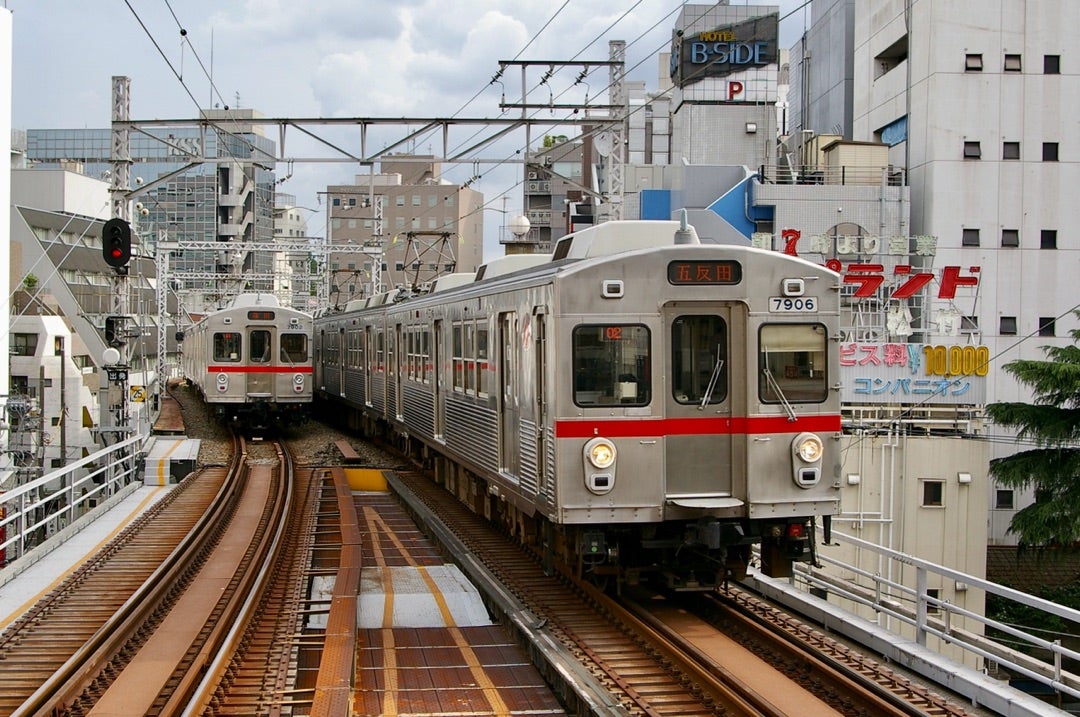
0 487 166 631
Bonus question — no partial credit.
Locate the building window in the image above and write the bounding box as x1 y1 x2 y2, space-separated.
332 197 340 206
1038 317 1056 337
995 489 1015 509
926 588 942 615
395 196 404 206
1003 141 1020 160
411 195 421 206
999 316 1018 335
1041 229 1057 249
963 141 982 159
962 228 980 246
1043 142 1059 161
1004 54 1022 72
961 315 979 334
348 197 356 206
922 480 944 507
965 53 983 71
11 333 38 357
1001 229 1019 247
1044 55 1061 74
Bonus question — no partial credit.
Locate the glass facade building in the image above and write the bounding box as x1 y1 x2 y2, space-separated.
27 122 278 309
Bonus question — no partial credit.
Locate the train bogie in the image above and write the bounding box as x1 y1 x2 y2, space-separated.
314 219 841 588
179 294 313 432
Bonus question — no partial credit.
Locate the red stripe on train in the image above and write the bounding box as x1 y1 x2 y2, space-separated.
208 365 313 373
554 414 841 438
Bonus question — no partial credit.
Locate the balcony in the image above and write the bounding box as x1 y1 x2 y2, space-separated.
758 163 906 187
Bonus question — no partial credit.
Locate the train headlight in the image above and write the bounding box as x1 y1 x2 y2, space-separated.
794 433 824 463
216 372 228 393
293 373 305 385
791 432 823 488
583 437 616 495
585 437 616 469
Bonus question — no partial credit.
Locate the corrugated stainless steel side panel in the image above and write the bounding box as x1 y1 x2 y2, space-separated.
387 379 398 418
518 418 539 495
445 397 498 473
370 374 387 414
345 369 366 406
543 426 557 503
403 384 435 437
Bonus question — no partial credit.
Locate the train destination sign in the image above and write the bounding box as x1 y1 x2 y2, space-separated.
667 260 742 285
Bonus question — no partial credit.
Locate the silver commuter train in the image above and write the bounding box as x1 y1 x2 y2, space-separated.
180 293 313 431
314 219 841 586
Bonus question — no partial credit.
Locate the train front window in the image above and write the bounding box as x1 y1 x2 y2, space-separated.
572 325 650 407
671 315 727 405
250 330 272 363
759 324 828 403
281 333 308 363
214 332 241 362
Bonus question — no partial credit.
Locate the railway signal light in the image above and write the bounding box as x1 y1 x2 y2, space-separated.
102 218 132 269
104 315 125 347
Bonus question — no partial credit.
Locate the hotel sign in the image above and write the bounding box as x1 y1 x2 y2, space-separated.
670 14 778 89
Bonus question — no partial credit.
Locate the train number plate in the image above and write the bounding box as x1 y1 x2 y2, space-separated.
769 296 817 312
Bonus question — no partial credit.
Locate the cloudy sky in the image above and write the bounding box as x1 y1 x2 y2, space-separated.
10 0 810 258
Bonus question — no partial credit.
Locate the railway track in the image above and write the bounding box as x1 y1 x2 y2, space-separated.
0 433 299 716
388 468 979 717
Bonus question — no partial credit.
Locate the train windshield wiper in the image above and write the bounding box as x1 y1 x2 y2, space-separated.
699 347 724 410
761 345 797 421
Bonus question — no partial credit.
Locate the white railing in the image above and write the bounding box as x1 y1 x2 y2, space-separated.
785 529 1080 702
0 434 144 579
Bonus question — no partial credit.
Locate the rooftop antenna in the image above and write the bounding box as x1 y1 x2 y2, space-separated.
674 209 696 245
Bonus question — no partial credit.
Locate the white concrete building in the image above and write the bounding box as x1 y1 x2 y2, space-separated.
846 0 1079 544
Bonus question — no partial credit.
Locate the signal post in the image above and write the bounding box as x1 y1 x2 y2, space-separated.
98 76 135 447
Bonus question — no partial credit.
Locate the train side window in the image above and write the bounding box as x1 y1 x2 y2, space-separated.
572 324 650 407
214 332 241 362
476 324 490 396
250 330 272 363
671 315 727 405
758 324 828 403
281 333 308 363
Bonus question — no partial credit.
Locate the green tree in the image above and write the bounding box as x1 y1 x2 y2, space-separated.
985 311 1080 546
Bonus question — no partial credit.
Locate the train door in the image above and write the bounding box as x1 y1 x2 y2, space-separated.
434 319 445 438
394 323 404 419
338 327 346 397
498 312 519 476
248 327 273 397
663 305 738 502
533 311 549 498
364 326 373 407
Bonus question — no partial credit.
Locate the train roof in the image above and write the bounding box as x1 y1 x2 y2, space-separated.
429 272 477 293
230 293 281 308
474 254 552 281
552 220 698 260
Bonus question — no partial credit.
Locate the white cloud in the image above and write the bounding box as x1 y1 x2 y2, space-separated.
11 0 810 260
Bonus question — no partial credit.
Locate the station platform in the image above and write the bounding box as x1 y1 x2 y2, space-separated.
152 379 186 435
0 484 171 631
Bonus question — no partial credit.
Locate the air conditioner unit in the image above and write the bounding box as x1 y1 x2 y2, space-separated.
527 171 538 180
